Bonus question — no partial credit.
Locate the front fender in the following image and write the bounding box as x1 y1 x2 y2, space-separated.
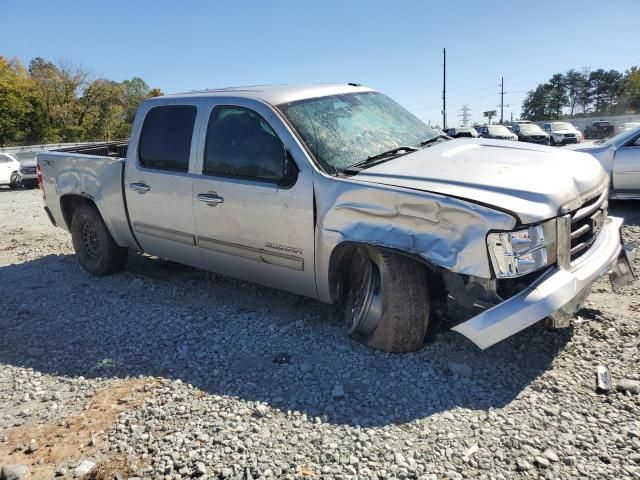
314 174 517 302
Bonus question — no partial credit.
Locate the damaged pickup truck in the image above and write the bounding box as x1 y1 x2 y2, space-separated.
37 84 635 352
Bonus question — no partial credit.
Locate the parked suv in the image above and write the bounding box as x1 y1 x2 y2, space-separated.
542 122 582 146
513 124 550 145
477 125 517 140
584 121 615 139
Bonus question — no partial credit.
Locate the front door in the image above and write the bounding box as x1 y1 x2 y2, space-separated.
124 104 203 266
192 102 316 297
613 134 640 193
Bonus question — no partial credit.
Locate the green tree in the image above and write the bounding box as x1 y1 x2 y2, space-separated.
121 77 150 124
521 84 553 121
0 56 46 146
565 69 589 117
589 69 623 114
620 67 640 112
547 73 568 119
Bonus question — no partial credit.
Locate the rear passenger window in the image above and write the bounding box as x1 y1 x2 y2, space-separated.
204 106 284 181
139 105 196 171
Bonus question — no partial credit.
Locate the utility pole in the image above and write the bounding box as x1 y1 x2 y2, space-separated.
500 76 504 124
459 104 471 127
442 48 447 130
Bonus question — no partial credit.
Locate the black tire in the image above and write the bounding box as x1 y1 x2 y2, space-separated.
344 246 430 353
70 204 128 276
8 173 22 189
549 136 556 146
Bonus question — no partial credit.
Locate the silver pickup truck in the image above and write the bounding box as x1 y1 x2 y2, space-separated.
37 84 634 353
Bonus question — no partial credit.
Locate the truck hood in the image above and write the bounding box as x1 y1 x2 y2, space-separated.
353 138 607 224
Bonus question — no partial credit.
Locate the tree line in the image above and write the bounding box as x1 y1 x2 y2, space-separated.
0 56 163 147
521 66 640 121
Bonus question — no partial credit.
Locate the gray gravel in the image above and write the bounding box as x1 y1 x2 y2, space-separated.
1 188 639 479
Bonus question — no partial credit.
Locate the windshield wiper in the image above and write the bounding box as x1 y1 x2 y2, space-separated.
343 146 418 173
417 134 450 147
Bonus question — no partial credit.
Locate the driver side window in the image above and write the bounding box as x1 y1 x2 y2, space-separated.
204 106 285 182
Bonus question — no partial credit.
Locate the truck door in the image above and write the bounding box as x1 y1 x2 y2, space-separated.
192 101 316 297
124 104 203 267
613 133 640 194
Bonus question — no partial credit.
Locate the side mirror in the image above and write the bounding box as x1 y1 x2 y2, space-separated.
279 147 298 188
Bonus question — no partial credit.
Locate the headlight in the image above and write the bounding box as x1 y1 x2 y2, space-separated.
20 168 27 174
487 220 557 278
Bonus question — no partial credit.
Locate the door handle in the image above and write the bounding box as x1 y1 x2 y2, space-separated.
197 193 224 206
129 182 150 193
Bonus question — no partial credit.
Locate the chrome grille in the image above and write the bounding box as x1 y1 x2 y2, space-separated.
569 188 608 263
21 167 36 174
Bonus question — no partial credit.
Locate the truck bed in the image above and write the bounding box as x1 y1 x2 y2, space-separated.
37 145 138 250
52 140 129 158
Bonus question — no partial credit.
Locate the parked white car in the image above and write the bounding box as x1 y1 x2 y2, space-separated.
542 122 583 146
570 126 640 199
0 153 23 189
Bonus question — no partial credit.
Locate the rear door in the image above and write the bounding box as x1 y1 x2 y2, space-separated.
124 103 203 266
613 133 640 193
191 99 316 297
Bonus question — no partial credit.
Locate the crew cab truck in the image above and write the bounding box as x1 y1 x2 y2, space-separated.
38 84 635 353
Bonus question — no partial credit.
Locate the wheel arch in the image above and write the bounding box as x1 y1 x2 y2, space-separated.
60 194 100 230
327 241 446 305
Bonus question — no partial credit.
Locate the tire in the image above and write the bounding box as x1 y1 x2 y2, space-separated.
549 136 556 146
70 204 128 276
8 173 22 189
344 246 430 353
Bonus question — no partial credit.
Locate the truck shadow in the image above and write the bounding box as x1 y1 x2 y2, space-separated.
0 253 572 427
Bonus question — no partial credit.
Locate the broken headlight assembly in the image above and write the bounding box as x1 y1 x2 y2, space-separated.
487 220 557 278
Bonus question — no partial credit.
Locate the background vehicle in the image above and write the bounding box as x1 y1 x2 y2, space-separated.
477 125 518 140
512 123 550 145
570 125 640 199
542 121 582 145
445 127 478 138
38 84 632 353
17 159 38 187
0 153 23 189
584 120 615 139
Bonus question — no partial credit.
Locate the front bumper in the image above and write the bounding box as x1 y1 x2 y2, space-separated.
452 216 633 349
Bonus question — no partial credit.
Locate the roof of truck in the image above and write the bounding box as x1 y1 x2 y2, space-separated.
161 83 374 106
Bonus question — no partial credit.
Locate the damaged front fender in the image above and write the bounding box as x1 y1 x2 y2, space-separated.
314 174 517 303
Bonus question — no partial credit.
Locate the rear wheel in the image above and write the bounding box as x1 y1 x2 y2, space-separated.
345 246 430 353
8 173 21 189
70 204 128 276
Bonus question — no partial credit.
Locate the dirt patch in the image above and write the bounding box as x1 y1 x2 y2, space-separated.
0 378 156 480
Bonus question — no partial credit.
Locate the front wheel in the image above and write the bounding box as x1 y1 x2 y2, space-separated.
345 246 430 353
549 137 556 146
70 204 128 276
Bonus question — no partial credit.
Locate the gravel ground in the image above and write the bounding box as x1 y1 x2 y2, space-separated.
0 187 639 480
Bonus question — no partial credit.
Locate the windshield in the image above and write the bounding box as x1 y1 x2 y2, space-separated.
488 125 511 135
519 124 544 134
552 122 574 130
278 91 439 171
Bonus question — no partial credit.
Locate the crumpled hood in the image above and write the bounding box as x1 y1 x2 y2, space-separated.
354 138 607 224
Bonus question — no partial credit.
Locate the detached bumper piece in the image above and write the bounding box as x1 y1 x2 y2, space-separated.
453 216 634 349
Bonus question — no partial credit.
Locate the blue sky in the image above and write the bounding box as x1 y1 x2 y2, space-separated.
1 0 637 126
